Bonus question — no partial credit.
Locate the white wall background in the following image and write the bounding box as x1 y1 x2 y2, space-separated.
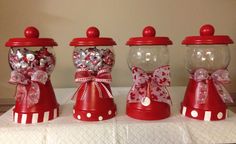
0 0 236 98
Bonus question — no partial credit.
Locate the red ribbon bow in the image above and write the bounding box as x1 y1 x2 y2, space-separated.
9 69 48 108
128 65 172 106
72 68 113 100
193 68 233 104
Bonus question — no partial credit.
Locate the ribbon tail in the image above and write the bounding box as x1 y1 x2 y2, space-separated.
27 82 40 108
94 82 103 98
164 87 172 105
71 83 88 101
127 85 140 103
214 82 234 103
152 85 172 106
99 83 113 98
147 82 151 99
196 81 208 104
71 87 80 101
15 84 27 103
80 83 88 100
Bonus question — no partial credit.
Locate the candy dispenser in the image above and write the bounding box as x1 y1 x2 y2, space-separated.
181 24 234 121
70 27 117 121
126 26 172 120
5 26 59 124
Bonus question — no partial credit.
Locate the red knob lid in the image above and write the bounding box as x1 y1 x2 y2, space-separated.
182 24 233 45
126 26 172 46
5 26 57 47
86 27 100 38
24 27 40 38
69 26 116 46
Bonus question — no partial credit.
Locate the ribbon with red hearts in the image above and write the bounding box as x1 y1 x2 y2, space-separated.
128 65 172 106
9 69 48 108
193 68 233 104
72 68 113 100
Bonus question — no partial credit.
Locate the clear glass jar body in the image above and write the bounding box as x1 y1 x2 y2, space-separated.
73 46 115 73
8 46 56 75
127 45 169 72
185 45 230 74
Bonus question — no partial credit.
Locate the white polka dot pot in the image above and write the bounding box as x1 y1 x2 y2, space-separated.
73 107 116 121
181 105 227 121
180 78 228 121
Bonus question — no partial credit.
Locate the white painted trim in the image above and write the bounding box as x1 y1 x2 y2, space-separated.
204 111 211 121
182 106 187 116
14 113 18 123
21 114 27 124
53 108 57 118
43 111 49 122
32 113 39 124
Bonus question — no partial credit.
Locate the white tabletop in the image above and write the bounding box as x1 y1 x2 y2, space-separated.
0 87 236 144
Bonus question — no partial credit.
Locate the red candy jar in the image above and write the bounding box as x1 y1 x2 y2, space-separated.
5 27 59 124
126 26 173 120
181 24 234 121
70 27 117 121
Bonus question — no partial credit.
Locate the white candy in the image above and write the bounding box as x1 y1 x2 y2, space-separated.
26 53 35 61
16 50 23 59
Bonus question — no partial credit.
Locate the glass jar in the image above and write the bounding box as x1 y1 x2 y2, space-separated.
186 45 230 74
70 27 117 121
5 27 59 124
126 26 172 120
127 45 169 73
181 24 234 121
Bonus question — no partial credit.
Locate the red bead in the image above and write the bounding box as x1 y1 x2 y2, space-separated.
142 26 156 37
24 26 39 38
86 27 100 38
200 24 215 36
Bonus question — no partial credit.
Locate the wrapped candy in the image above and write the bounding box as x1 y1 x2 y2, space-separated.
72 47 114 72
70 27 117 121
5 26 59 124
9 47 55 73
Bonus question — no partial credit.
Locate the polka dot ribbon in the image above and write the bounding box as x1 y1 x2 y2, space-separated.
72 68 113 100
9 70 48 108
193 68 233 104
128 65 172 106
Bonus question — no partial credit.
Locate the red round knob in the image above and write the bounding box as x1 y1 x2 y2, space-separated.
24 26 39 38
200 24 215 36
86 27 100 38
143 26 156 37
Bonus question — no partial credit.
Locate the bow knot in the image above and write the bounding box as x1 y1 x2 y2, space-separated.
9 69 48 108
128 66 171 106
73 68 113 100
193 68 233 104
194 68 209 82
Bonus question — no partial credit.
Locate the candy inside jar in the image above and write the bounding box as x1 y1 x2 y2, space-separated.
5 26 59 124
73 46 114 73
9 47 56 75
70 26 117 121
